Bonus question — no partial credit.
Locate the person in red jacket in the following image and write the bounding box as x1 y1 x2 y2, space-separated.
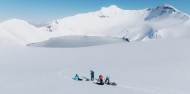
96 75 104 85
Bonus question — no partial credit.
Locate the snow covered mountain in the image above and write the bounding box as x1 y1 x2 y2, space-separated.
0 19 48 45
47 4 190 41
0 4 189 46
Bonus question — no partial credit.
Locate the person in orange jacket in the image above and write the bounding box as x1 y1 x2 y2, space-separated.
96 75 104 85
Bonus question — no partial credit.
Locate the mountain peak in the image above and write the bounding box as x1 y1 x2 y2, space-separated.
106 5 119 9
100 5 123 12
98 5 123 18
0 18 30 26
161 3 177 11
3 18 26 23
145 4 181 20
154 4 178 12
163 4 173 8
101 5 121 10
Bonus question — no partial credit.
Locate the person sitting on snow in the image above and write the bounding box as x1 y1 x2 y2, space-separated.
73 74 83 81
105 76 117 86
96 75 104 85
105 76 111 85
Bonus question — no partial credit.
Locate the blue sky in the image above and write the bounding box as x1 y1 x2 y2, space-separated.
0 0 189 22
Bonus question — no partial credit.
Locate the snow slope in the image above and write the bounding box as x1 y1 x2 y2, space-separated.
0 39 190 94
47 4 190 41
0 19 48 45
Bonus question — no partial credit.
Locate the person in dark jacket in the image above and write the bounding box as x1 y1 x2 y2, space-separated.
90 70 94 81
105 76 110 85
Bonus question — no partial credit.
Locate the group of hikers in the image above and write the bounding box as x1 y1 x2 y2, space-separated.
72 70 116 86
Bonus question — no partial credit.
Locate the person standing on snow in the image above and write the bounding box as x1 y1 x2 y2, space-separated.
90 70 94 81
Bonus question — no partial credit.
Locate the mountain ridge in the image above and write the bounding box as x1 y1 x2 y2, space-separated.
46 4 190 41
0 4 190 45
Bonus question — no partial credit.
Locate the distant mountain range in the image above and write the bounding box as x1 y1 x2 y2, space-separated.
0 4 190 45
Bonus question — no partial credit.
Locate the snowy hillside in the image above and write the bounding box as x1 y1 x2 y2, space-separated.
0 4 189 46
0 19 48 45
47 4 190 41
0 39 190 94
